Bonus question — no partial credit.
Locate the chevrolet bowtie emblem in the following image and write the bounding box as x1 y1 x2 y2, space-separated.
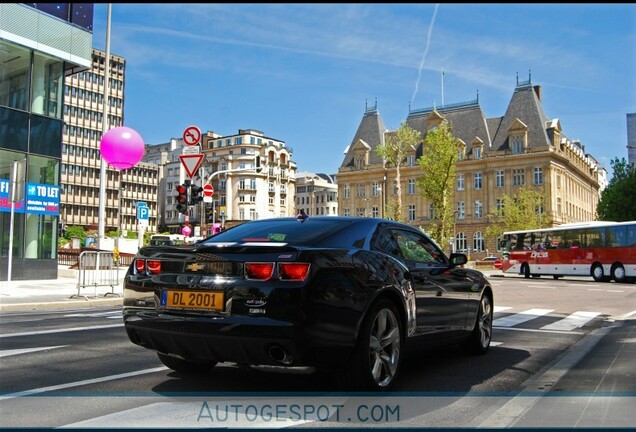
186 263 205 272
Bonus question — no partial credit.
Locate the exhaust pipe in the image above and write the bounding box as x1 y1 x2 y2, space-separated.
268 345 293 365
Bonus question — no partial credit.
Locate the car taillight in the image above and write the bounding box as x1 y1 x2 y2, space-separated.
245 262 274 280
279 262 310 281
146 260 161 275
134 259 146 274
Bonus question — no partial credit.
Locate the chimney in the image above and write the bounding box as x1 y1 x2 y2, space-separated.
533 85 542 101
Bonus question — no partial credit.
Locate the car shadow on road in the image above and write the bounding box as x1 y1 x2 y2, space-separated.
149 343 530 394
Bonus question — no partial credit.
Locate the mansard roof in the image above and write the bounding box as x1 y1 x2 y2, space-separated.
406 99 492 157
340 105 387 168
491 83 551 151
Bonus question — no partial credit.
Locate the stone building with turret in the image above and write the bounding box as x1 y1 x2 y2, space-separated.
337 75 602 258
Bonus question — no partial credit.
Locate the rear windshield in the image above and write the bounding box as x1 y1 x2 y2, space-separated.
201 218 359 246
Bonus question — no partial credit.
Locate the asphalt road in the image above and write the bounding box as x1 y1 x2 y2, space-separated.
0 276 634 429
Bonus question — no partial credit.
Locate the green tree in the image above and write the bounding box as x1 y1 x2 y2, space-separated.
597 157 636 221
484 186 552 240
376 121 423 222
64 225 87 247
416 121 458 248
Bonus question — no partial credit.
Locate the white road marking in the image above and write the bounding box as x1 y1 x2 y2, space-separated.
64 311 121 318
0 367 168 401
540 311 600 331
0 345 68 358
493 308 554 328
0 323 123 338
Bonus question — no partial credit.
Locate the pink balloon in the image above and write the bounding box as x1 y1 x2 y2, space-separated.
100 127 145 170
181 226 192 236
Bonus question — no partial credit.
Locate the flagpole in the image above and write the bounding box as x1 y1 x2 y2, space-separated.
441 67 445 108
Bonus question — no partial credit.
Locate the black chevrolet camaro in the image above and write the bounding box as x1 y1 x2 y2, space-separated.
123 216 493 391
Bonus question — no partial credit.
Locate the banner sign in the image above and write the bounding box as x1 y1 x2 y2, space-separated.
0 179 60 215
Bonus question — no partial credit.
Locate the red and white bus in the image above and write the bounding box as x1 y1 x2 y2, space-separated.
498 221 636 283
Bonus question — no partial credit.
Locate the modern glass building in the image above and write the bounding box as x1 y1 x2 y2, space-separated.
0 3 94 280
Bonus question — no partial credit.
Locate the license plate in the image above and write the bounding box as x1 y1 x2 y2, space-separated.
161 290 224 311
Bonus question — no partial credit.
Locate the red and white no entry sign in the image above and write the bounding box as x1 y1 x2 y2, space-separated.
182 125 201 146
203 184 214 197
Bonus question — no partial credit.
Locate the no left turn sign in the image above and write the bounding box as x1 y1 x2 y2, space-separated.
183 125 201 146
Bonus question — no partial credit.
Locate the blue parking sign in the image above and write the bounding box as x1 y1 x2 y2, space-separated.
137 202 149 220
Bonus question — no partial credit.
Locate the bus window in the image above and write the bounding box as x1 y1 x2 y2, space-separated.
627 224 636 247
607 226 628 247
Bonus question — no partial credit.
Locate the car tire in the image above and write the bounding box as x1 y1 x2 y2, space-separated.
522 263 530 279
349 299 403 391
462 294 493 355
591 263 609 282
611 263 626 283
157 353 217 373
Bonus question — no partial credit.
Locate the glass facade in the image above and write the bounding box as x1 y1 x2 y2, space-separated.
0 38 65 280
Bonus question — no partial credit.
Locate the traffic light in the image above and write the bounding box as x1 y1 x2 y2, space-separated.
175 183 189 214
205 204 215 222
189 183 204 205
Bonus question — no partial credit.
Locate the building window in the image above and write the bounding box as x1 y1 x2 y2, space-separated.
473 232 485 252
456 232 467 252
473 172 482 190
474 200 483 219
343 208 350 217
534 167 543 185
473 147 481 160
407 179 415 195
511 134 524 154
429 203 435 220
408 205 416 222
457 201 465 219
356 184 365 198
513 169 525 186
372 206 379 218
458 144 466 161
496 198 505 216
372 182 380 197
343 185 350 199
457 174 464 191
496 170 504 188
407 155 416 166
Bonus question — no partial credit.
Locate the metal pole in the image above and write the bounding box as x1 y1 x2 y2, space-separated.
116 173 122 250
97 3 112 246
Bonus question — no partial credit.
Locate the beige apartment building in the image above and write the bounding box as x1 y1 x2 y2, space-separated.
295 172 339 216
201 129 297 228
60 48 158 235
338 77 603 258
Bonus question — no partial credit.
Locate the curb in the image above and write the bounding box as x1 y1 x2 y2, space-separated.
0 297 123 313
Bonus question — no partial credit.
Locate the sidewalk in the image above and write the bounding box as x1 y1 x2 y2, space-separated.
0 266 125 312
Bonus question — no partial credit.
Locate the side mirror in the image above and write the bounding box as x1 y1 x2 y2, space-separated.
449 253 467 267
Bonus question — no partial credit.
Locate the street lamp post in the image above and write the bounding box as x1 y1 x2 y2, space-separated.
382 173 387 219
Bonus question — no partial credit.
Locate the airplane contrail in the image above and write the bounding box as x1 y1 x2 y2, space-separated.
411 3 440 105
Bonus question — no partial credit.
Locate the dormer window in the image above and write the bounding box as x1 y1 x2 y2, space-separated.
472 138 484 160
457 141 466 161
354 155 365 170
511 134 525 154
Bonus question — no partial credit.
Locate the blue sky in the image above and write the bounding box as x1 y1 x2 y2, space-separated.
92 4 636 176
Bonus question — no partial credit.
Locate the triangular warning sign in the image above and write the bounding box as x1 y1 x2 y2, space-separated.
179 154 204 178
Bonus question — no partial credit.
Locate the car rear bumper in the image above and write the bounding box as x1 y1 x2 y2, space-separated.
123 309 352 369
